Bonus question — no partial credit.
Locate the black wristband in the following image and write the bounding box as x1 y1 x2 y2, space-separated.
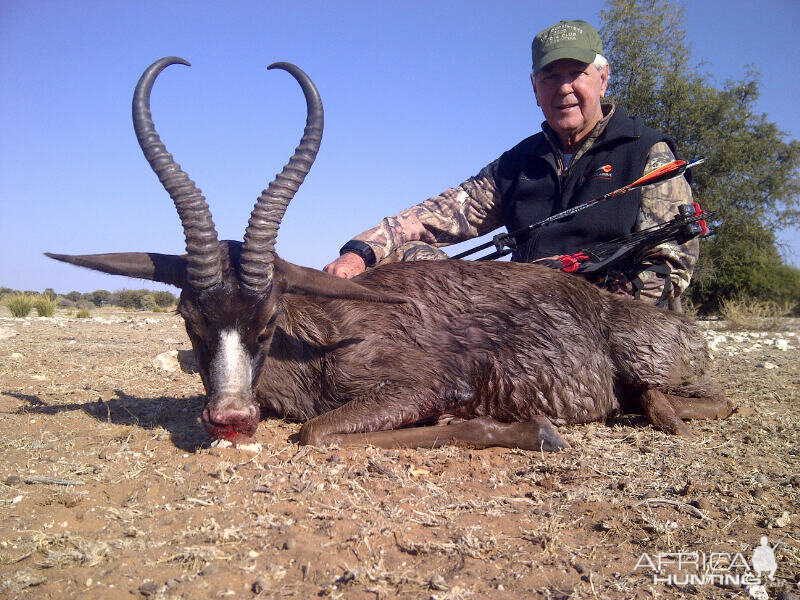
339 240 377 268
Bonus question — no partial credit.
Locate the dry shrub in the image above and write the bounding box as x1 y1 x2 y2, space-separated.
4 293 34 317
33 295 57 317
719 295 792 330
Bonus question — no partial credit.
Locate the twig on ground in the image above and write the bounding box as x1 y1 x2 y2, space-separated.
23 475 84 486
635 498 705 519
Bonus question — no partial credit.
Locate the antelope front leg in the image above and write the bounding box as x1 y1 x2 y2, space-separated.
298 395 567 451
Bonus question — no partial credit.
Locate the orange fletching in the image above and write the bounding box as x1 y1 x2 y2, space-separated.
629 159 687 187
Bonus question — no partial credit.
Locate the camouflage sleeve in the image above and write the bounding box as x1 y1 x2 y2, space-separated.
351 160 505 264
635 141 699 302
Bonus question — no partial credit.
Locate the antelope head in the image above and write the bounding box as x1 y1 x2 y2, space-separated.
47 57 399 442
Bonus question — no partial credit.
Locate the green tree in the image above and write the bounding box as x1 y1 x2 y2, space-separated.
42 288 57 300
89 289 111 307
153 291 176 308
114 289 147 309
599 0 800 311
65 290 82 303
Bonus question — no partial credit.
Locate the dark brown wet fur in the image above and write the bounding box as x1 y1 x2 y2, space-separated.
253 258 732 449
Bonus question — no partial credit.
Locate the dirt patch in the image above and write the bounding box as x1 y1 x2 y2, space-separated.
1 308 798 599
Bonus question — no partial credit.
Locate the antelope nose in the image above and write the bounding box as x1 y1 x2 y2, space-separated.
205 397 258 425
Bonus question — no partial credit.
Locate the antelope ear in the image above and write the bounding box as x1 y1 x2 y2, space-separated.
45 252 187 288
274 257 406 304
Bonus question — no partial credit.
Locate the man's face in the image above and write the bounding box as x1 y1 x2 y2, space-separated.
532 58 609 149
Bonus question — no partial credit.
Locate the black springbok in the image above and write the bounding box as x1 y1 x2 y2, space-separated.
47 57 732 451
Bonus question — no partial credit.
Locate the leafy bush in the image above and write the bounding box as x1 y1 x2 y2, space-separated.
89 290 111 307
153 291 176 308
33 296 57 317
4 293 34 317
114 289 148 309
140 294 156 311
688 222 800 313
76 308 91 319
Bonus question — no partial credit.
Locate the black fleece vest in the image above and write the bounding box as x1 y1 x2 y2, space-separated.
497 106 677 262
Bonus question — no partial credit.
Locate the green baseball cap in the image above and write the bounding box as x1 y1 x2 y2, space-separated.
532 20 604 73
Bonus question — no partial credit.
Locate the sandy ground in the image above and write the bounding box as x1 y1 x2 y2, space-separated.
0 307 798 599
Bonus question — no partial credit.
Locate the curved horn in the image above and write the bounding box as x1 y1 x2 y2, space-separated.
239 62 324 293
132 56 222 290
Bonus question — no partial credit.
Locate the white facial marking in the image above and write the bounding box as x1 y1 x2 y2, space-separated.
210 329 253 396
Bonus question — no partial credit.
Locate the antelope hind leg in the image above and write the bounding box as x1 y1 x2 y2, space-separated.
639 388 694 436
664 393 734 420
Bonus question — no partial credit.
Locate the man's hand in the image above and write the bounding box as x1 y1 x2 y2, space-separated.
323 252 366 279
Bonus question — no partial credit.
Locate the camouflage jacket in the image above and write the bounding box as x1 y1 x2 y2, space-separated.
352 104 698 303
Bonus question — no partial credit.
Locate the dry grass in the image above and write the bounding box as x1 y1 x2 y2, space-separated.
718 295 794 330
3 293 34 318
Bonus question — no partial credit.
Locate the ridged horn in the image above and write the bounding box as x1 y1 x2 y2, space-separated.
132 56 223 290
239 62 324 293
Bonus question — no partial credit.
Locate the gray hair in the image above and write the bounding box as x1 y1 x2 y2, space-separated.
593 54 608 71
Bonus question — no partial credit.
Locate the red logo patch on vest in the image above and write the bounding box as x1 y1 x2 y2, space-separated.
591 164 613 179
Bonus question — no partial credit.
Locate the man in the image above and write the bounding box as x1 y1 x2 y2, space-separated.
324 19 697 306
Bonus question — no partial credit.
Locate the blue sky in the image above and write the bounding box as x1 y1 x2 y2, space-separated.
2 0 798 294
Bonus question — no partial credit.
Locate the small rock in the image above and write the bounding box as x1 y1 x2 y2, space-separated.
138 580 160 596
754 473 769 486
4 474 22 486
429 574 448 591
236 441 262 454
200 563 220 576
747 585 769 600
690 498 710 511
0 327 18 339
773 511 792 528
757 361 778 370
152 350 180 372
281 538 295 551
572 563 586 574
165 578 181 589
252 577 268 594
9 352 23 360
